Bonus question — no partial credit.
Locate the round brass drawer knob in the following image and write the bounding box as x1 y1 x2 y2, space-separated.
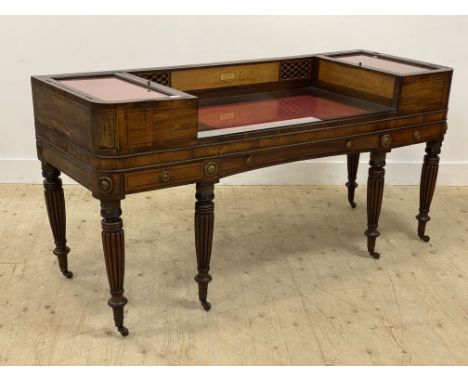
345 140 353 149
245 155 252 165
414 130 422 140
160 171 170 182
381 134 392 148
204 161 218 177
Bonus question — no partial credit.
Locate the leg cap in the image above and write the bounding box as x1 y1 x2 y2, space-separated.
369 251 380 259
63 271 73 279
118 326 129 337
419 235 430 242
201 300 211 311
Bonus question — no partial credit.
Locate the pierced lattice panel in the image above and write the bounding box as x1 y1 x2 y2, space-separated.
133 71 170 86
280 60 312 81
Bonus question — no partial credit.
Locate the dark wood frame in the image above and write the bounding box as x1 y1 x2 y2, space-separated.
32 50 452 336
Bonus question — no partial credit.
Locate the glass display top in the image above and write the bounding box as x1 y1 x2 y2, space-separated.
58 76 170 102
198 89 390 138
334 54 432 74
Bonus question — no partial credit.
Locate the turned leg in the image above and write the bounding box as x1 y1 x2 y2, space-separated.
194 183 215 311
416 140 442 242
42 162 73 278
100 199 128 337
364 152 386 259
346 153 360 208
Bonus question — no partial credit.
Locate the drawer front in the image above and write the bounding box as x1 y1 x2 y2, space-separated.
123 124 444 193
221 134 379 177
125 162 203 193
380 123 444 149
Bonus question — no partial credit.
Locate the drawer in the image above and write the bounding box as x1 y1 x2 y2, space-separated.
380 123 444 149
221 134 379 177
125 162 202 193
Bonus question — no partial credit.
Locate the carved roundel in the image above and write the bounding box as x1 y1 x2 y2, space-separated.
160 170 171 182
381 134 392 148
204 161 219 177
98 176 114 193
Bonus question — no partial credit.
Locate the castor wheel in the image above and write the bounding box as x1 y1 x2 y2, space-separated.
200 300 211 311
62 270 73 279
419 235 430 242
118 326 129 337
369 251 380 259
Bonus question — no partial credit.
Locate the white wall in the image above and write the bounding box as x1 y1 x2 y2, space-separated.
0 16 466 185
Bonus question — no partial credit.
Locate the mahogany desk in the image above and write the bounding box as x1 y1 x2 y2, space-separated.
31 50 453 336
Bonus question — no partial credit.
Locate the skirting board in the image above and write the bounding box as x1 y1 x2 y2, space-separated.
1 158 467 186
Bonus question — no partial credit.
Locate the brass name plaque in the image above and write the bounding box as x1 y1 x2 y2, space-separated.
220 73 236 80
220 112 234 120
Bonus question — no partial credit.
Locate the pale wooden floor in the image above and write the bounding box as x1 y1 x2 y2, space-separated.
0 184 467 365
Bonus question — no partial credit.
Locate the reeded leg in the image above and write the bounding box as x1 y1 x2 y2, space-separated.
346 153 360 208
364 152 386 259
194 183 215 311
100 199 128 337
42 162 73 278
416 140 442 242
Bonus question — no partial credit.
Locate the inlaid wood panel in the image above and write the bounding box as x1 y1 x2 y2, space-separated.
317 59 396 106
124 109 154 146
152 106 198 147
93 110 118 153
171 63 280 91
119 105 198 151
32 81 92 150
399 73 451 113
37 139 99 195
